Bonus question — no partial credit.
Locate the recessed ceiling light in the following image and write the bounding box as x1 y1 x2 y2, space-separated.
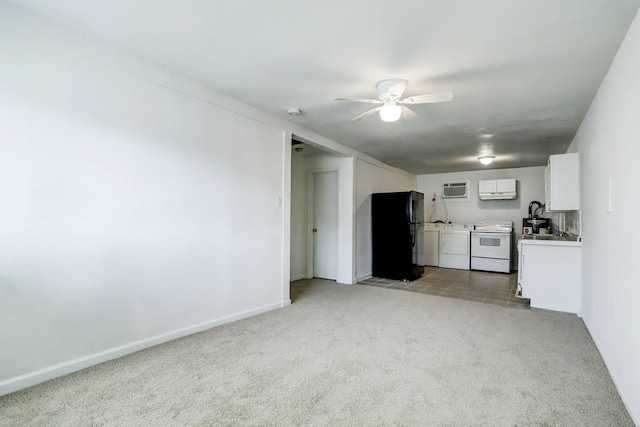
478 155 496 165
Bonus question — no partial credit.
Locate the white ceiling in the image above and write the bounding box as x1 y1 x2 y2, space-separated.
14 0 640 174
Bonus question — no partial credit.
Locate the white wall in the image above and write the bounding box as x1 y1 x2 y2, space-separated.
290 151 355 284
570 10 640 424
0 2 298 395
355 159 417 281
417 167 546 268
1 3 406 394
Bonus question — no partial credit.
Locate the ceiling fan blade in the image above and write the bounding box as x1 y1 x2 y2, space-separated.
352 107 382 121
401 106 418 121
335 97 382 104
400 92 453 104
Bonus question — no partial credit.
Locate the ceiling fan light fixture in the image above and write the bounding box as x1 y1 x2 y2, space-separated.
478 155 496 165
379 103 402 122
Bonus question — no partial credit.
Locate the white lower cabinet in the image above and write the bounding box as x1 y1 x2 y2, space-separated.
518 240 581 314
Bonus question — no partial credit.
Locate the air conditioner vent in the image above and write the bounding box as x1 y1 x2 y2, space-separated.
443 181 468 198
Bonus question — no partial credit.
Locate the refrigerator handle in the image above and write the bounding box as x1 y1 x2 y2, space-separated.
411 223 415 247
411 199 415 224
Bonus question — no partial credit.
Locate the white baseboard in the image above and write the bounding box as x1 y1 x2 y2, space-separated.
0 301 285 397
356 273 372 282
289 274 307 282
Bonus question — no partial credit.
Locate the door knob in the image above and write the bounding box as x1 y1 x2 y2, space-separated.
313 228 318 232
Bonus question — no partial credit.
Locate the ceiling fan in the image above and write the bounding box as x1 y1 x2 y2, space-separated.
335 78 453 122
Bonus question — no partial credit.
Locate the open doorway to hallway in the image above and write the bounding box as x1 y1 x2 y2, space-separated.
290 139 342 284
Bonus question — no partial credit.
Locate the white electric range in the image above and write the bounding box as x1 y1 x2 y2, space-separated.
471 220 513 273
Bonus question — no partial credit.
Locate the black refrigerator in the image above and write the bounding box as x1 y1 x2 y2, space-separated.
372 191 425 280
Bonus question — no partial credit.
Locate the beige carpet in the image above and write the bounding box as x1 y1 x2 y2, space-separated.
0 279 633 426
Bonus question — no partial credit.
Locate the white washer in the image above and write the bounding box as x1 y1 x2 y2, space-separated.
424 223 444 266
439 223 473 270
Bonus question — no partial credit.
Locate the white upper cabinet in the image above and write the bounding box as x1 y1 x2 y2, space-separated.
497 179 516 193
478 178 517 200
546 153 580 211
478 180 496 194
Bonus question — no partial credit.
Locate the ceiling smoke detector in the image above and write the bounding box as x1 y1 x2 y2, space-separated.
287 108 301 116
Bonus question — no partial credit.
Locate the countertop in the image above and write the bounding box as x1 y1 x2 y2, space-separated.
520 234 582 247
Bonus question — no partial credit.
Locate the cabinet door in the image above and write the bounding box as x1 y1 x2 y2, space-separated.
517 241 525 297
497 179 516 193
547 153 579 211
544 167 550 209
478 180 497 194
519 243 581 313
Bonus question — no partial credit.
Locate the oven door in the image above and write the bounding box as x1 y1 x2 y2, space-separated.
471 232 511 259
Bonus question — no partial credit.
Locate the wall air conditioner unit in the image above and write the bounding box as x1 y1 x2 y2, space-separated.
442 181 468 199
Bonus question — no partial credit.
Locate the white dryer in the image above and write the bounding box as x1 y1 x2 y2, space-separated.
424 223 444 266
439 223 473 270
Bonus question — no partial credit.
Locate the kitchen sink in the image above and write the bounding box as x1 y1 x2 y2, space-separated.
522 234 580 242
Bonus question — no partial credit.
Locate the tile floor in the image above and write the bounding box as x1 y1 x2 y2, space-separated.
358 266 530 309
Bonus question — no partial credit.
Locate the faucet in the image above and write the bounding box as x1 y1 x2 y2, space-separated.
528 201 542 218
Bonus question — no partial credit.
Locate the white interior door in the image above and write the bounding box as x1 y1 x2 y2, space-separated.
313 171 338 280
